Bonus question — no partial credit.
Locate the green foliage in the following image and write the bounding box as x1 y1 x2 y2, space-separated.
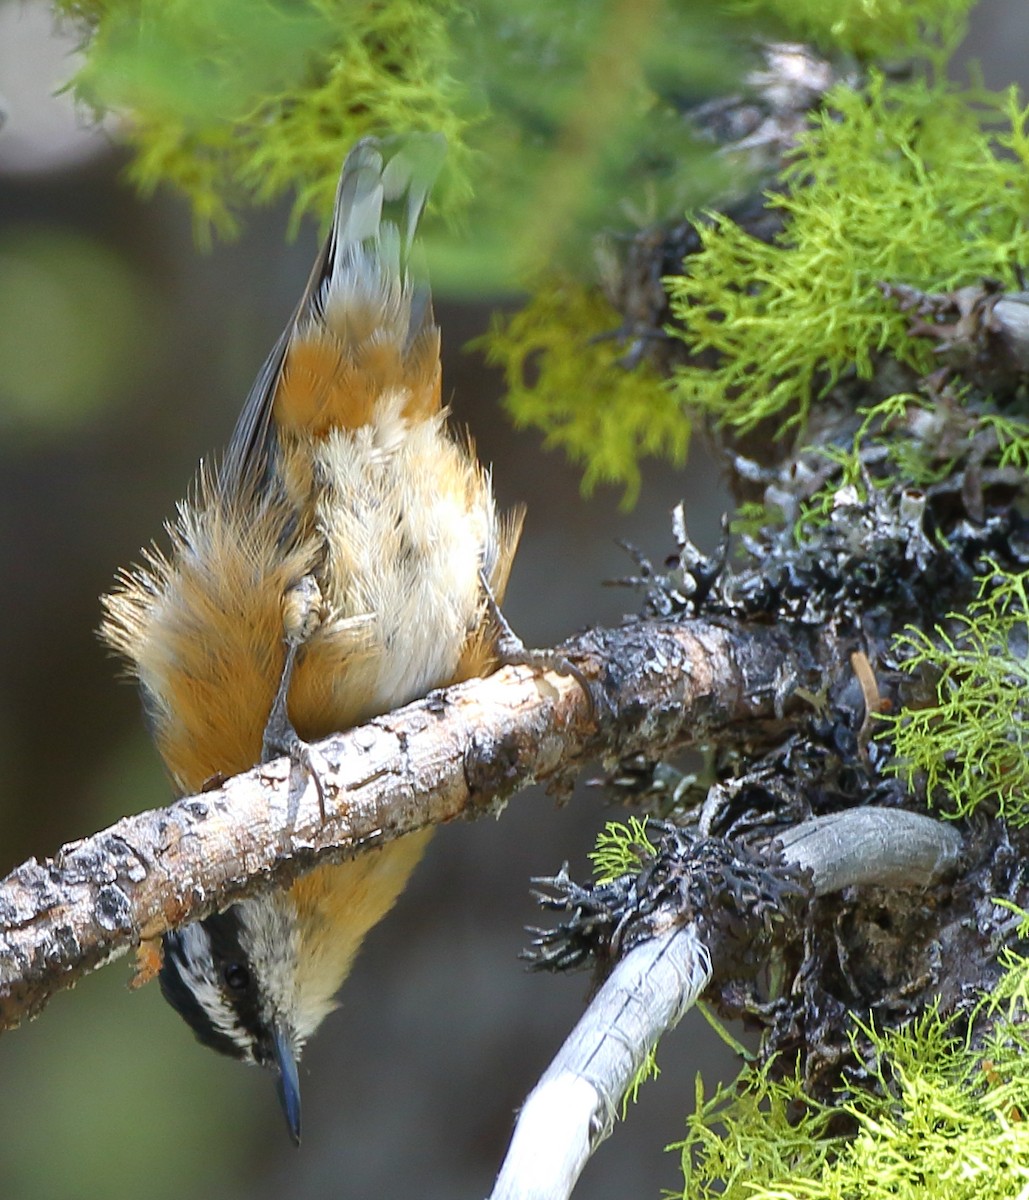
882 562 1029 826
670 1061 842 1200
783 392 1029 543
621 1045 661 1117
673 995 1029 1200
481 279 689 506
588 816 656 883
59 0 472 242
668 72 1029 436
728 0 973 60
58 0 735 263
442 0 738 283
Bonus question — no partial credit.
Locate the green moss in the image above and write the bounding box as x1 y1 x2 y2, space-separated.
670 1061 841 1200
880 562 1029 826
673 993 1029 1200
727 0 973 60
59 0 473 242
589 816 656 884
668 72 1029 436
481 279 690 507
621 1045 661 1116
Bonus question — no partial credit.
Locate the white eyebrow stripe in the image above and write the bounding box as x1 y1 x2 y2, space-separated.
170 923 254 1056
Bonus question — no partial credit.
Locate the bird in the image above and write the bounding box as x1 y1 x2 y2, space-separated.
99 134 528 1145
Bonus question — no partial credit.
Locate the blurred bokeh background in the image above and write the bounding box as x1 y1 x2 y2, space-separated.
0 2 1026 1197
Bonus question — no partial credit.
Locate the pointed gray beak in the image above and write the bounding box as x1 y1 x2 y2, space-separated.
272 1023 302 1146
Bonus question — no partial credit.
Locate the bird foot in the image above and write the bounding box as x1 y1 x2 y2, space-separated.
478 569 594 716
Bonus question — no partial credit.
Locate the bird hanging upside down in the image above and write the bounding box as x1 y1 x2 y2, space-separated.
101 134 535 1143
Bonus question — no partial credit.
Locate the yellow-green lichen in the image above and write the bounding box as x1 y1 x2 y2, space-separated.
58 0 473 242
726 0 973 60
481 279 689 507
668 73 1029 437
671 1060 842 1200
621 1045 661 1116
673 993 1029 1200
881 562 1029 826
589 816 656 883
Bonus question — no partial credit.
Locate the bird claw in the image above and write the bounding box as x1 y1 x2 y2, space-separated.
264 726 329 822
478 568 595 716
262 649 328 821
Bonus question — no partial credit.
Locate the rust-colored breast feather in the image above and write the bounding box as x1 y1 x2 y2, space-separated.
276 324 442 437
101 490 319 793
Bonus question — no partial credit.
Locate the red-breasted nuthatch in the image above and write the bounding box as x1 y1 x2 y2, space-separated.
100 135 524 1144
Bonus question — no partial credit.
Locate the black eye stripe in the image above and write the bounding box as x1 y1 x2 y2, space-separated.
159 906 267 1061
159 929 247 1061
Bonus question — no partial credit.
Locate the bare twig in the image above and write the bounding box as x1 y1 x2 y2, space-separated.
0 617 825 1031
490 925 712 1200
487 809 963 1200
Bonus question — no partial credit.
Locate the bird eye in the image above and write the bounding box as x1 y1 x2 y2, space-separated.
223 963 250 992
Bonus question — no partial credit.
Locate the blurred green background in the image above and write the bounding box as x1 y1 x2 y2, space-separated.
0 1 1025 1197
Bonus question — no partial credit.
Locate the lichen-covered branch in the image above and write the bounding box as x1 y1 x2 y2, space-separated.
488 810 964 1200
0 615 827 1033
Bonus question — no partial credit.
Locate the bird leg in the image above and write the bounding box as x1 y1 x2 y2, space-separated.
262 575 329 818
477 568 594 715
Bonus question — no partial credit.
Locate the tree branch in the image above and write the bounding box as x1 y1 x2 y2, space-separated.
0 616 828 1032
487 809 964 1200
